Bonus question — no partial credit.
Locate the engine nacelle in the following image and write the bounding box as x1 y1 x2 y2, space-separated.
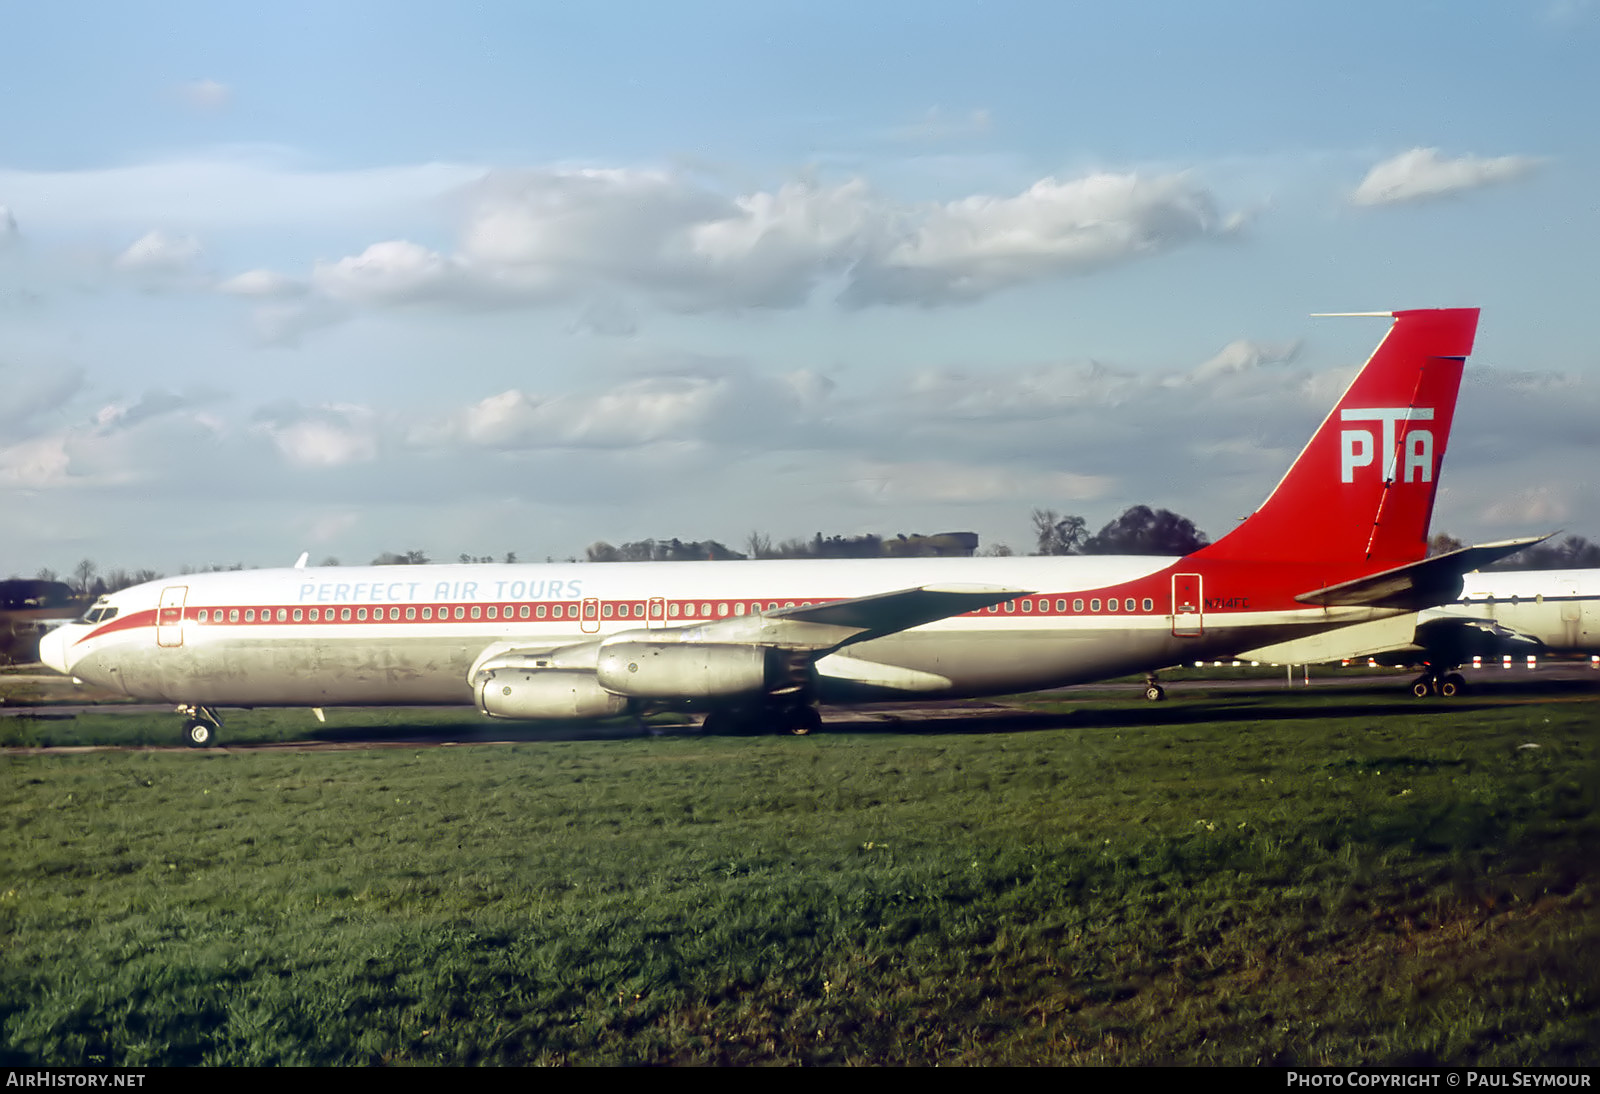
595 642 777 699
474 664 629 720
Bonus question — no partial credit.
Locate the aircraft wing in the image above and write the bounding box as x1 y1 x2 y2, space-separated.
468 583 1030 683
1294 536 1548 610
1238 610 1547 667
664 583 1031 652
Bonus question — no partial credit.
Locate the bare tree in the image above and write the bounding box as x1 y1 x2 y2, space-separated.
1032 509 1087 555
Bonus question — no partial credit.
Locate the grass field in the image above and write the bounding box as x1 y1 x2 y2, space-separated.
2 684 1596 1065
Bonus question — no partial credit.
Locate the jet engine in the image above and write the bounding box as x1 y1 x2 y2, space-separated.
595 641 779 698
474 660 629 720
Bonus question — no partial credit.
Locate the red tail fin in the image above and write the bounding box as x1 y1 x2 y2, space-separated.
1195 308 1477 566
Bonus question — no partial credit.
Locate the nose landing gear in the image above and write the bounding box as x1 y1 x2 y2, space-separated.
177 705 223 747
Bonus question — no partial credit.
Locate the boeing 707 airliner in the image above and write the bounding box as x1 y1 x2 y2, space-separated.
41 309 1537 744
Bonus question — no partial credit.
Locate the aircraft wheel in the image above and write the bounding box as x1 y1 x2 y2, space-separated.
787 707 822 736
183 720 216 748
1410 677 1434 699
1440 673 1466 698
1144 685 1166 702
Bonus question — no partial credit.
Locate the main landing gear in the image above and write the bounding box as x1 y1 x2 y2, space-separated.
701 700 823 736
1409 672 1467 699
177 705 223 748
1143 673 1166 702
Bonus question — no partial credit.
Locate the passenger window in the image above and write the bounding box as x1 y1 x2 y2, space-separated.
471 606 482 620
293 609 303 622
277 608 288 622
341 608 351 621
1056 599 1066 612
309 608 319 622
406 607 415 620
454 607 464 620
245 609 255 622
536 605 546 619
602 603 613 618
1090 599 1101 612
229 609 239 622
1142 598 1153 612
486 606 497 620
1125 598 1136 612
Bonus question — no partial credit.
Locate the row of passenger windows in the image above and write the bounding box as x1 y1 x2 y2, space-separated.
990 597 1156 614
189 595 1161 624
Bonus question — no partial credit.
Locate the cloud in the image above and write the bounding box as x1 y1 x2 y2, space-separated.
890 107 994 143
417 368 833 452
251 403 380 467
105 229 212 295
219 269 307 298
848 460 1112 505
245 299 348 347
177 79 232 111
0 363 85 432
1350 148 1542 207
1169 339 1301 385
310 240 469 305
843 173 1234 307
249 166 1239 327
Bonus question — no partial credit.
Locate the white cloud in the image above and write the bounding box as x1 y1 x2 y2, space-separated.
219 269 307 298
0 156 482 233
848 460 1112 505
177 79 232 111
844 173 1231 306
310 240 466 305
252 403 380 467
0 435 72 488
114 229 204 274
420 369 832 452
1350 148 1542 207
1170 339 1301 385
277 166 1238 322
890 107 994 143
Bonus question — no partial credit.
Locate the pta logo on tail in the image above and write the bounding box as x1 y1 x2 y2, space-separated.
1340 407 1435 484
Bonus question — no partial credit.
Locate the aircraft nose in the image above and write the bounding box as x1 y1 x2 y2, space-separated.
37 624 73 676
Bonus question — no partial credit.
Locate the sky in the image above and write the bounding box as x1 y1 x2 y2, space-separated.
3 0 1598 578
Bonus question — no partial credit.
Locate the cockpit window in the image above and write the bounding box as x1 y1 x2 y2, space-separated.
81 607 119 624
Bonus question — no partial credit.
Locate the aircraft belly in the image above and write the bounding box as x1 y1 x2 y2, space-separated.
146 637 478 706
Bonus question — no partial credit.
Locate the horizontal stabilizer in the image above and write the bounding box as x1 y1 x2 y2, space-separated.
1295 536 1549 609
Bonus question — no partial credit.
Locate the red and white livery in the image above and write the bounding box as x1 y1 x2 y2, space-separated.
41 309 1534 743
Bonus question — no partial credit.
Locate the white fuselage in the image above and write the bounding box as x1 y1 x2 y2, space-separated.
41 555 1400 710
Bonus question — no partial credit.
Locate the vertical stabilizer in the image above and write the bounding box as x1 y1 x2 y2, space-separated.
1194 308 1477 566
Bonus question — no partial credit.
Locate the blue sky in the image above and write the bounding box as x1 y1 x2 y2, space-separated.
3 1 1597 576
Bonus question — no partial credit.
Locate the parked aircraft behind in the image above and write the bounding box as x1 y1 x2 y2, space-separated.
1239 568 1599 696
40 309 1535 745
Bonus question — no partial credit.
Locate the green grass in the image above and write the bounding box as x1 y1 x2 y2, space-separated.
2 688 1596 1065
